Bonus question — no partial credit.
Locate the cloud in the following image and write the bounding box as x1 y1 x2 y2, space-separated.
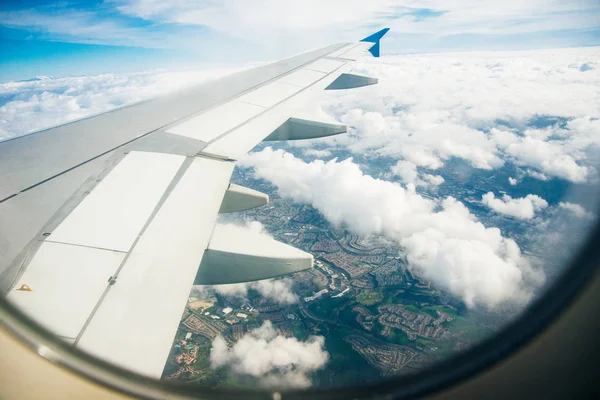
491 126 596 183
190 272 299 305
0 6 252 51
212 278 299 305
116 1 600 42
482 192 548 220
303 148 332 158
0 68 241 140
2 1 597 55
390 160 444 187
508 177 518 186
210 321 328 388
332 108 504 171
240 147 544 309
558 202 595 219
319 47 600 183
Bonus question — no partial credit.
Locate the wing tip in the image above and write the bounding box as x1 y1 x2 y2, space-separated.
360 28 390 57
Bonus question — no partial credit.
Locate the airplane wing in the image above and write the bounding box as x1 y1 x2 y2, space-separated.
0 28 389 378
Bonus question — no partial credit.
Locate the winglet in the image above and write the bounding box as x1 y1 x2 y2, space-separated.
360 28 390 57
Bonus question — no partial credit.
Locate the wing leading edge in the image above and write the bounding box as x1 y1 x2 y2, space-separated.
2 28 389 377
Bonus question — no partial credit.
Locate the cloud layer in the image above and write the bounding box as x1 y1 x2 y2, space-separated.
240 147 544 309
78 1 600 47
210 321 328 388
317 47 600 183
0 67 241 140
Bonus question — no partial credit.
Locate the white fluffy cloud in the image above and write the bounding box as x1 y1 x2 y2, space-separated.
390 160 444 188
212 278 299 305
558 202 595 219
303 148 332 158
0 68 242 140
115 1 600 44
240 147 544 309
210 321 328 388
490 125 597 183
508 177 518 186
318 47 600 183
482 192 548 220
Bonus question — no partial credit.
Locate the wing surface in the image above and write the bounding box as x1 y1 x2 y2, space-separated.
1 29 389 377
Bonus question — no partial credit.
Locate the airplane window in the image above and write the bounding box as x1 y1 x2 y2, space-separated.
1 1 599 399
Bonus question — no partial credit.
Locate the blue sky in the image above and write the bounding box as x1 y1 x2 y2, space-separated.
1 0 599 82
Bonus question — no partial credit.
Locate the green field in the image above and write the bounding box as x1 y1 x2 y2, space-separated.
356 290 384 306
386 328 412 345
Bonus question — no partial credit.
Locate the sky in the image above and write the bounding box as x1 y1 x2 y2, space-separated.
1 0 600 81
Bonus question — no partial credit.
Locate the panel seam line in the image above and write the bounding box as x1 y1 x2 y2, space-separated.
73 157 194 345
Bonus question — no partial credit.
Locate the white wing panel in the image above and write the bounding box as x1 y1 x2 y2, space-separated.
166 101 265 142
279 69 326 87
77 157 234 378
204 63 351 159
306 58 345 73
49 152 184 252
7 242 125 339
236 81 301 108
328 44 356 58
339 42 373 60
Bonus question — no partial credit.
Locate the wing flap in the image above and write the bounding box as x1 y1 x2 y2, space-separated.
264 117 346 141
6 242 125 339
76 157 234 377
219 184 269 213
325 73 378 90
194 224 313 285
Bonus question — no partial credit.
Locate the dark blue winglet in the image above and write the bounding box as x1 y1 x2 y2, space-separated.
360 28 390 57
